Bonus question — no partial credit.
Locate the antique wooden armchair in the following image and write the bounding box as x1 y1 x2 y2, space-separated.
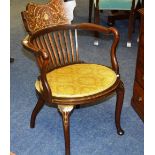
21 1 125 155
92 0 139 47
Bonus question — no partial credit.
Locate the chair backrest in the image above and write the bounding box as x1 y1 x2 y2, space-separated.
21 0 69 35
29 23 120 73
30 26 79 70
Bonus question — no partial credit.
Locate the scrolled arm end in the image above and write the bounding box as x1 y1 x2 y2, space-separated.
41 49 49 60
22 35 49 60
22 35 39 53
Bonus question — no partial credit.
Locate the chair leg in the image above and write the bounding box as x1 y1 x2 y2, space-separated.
88 0 93 22
30 96 45 128
127 9 135 47
115 81 125 135
58 105 74 155
94 4 100 38
75 105 80 109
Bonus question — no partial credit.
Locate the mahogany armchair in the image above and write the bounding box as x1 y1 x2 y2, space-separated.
21 1 125 155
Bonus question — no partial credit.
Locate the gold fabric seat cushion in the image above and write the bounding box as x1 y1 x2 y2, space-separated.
35 64 117 98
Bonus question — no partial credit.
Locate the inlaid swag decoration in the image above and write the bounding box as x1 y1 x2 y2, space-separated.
21 0 69 34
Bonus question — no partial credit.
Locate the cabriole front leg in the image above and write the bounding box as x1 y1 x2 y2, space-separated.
30 96 45 128
58 105 74 155
115 81 125 135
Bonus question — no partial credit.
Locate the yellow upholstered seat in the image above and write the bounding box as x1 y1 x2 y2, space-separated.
35 64 117 98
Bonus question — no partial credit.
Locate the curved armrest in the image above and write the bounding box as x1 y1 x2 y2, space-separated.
108 27 120 75
76 23 120 74
30 23 120 74
22 35 49 59
22 35 39 53
23 35 52 101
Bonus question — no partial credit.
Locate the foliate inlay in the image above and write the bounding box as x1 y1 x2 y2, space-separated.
44 13 49 20
58 105 74 125
22 0 69 34
58 105 74 113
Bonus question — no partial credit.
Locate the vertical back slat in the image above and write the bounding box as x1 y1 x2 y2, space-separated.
35 37 43 49
53 32 64 65
69 30 75 62
75 29 79 61
58 31 67 64
64 30 71 63
33 39 43 68
39 36 53 69
43 35 55 67
47 33 60 66
35 38 44 65
39 36 47 51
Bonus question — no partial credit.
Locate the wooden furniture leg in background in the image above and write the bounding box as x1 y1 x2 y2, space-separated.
107 10 130 26
131 8 144 121
88 0 94 22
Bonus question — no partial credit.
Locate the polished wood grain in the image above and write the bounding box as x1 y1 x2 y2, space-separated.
131 8 144 121
115 81 125 135
30 96 45 128
21 0 69 34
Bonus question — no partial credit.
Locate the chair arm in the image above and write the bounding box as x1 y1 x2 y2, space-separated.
22 35 49 59
39 59 52 102
108 27 120 74
78 23 120 74
23 35 52 101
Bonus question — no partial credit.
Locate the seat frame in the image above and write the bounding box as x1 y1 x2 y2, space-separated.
22 23 125 155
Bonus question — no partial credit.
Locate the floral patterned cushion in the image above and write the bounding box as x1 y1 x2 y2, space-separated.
35 64 117 98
